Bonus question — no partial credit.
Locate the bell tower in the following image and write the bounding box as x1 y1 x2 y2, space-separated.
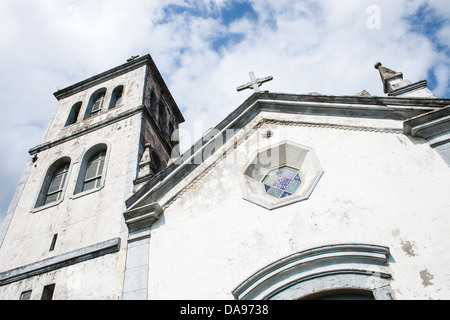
0 54 184 299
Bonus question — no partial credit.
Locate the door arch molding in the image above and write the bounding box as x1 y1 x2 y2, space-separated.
232 244 394 300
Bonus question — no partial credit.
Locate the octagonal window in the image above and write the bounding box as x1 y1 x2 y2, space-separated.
263 167 302 199
239 140 324 210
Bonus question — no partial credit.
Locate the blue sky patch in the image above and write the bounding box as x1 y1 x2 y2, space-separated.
161 1 258 26
160 2 256 53
405 3 448 53
404 3 449 93
426 68 438 93
211 32 245 52
161 4 210 22
405 4 445 37
220 1 258 26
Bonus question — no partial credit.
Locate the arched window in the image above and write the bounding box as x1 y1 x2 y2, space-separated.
150 90 157 117
35 157 71 208
74 143 109 195
82 150 106 192
91 93 104 116
65 102 82 127
84 88 106 119
109 86 124 110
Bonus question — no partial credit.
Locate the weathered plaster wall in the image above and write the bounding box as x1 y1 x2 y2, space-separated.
148 112 450 300
142 65 180 146
0 58 182 299
0 112 142 298
139 115 171 168
0 252 124 300
43 65 146 143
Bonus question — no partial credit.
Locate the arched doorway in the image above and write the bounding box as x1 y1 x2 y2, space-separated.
232 244 394 300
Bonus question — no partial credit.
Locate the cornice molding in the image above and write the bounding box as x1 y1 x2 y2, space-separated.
404 105 450 147
0 238 120 286
29 105 145 155
53 56 151 101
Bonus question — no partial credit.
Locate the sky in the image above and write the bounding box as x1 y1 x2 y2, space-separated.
0 0 449 224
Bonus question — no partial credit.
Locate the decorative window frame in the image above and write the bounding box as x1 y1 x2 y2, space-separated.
84 88 107 119
232 244 394 300
32 156 72 212
239 140 324 210
64 102 82 127
108 85 124 110
72 142 111 199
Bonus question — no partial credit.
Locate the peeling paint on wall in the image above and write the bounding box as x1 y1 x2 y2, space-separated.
400 239 418 257
420 269 434 287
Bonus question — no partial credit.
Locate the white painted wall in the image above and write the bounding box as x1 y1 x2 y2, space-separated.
149 111 450 299
0 252 125 300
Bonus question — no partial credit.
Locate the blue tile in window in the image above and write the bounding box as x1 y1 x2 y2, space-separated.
282 168 297 179
285 180 301 194
263 174 278 186
263 166 302 198
273 177 291 190
267 187 283 198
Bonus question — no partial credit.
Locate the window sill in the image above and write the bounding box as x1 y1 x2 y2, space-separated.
71 185 104 200
31 199 64 213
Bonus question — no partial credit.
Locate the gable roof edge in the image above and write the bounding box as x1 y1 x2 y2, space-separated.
125 93 450 210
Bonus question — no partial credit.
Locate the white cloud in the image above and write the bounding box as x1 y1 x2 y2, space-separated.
0 0 449 223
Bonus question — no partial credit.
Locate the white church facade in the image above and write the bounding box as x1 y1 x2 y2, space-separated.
0 55 450 300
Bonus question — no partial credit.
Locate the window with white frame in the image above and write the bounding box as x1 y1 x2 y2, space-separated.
109 85 123 110
84 88 107 119
239 141 324 210
73 143 109 196
44 163 70 205
82 150 106 192
91 92 105 116
35 157 71 208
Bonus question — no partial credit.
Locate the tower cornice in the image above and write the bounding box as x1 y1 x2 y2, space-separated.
28 105 146 155
53 55 152 101
53 54 184 124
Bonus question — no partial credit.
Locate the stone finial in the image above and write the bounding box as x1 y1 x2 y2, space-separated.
375 62 403 81
374 62 405 94
374 62 435 98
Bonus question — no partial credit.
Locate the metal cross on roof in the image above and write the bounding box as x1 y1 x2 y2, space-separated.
236 72 273 93
127 55 140 62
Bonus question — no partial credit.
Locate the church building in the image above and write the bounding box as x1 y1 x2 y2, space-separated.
0 54 449 300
